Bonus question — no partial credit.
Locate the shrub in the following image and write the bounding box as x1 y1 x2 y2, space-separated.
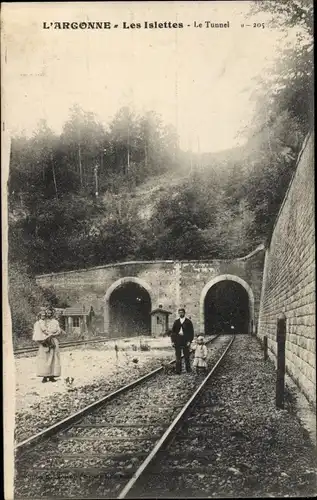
8 261 70 346
140 342 150 352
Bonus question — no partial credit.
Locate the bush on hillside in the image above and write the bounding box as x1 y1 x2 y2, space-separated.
8 262 70 346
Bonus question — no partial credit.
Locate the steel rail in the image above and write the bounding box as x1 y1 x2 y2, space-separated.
15 335 219 458
14 336 144 355
117 335 235 499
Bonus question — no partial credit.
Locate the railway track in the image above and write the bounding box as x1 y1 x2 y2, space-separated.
125 336 236 499
14 336 147 356
14 334 234 499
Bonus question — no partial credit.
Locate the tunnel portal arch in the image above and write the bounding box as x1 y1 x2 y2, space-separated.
199 274 255 335
104 277 152 337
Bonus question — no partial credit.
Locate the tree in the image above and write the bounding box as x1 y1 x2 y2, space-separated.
233 0 314 241
248 0 313 132
161 123 180 168
9 122 58 208
138 111 164 175
206 199 257 258
147 184 214 260
61 104 106 191
108 106 140 176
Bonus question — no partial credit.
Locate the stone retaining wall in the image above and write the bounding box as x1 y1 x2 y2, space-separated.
257 132 315 405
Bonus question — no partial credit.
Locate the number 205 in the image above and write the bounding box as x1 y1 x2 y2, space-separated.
253 22 265 28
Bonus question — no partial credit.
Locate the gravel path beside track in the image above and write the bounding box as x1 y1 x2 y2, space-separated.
134 335 317 498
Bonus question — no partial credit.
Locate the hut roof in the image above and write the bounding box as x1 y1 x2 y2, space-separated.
62 306 88 317
150 308 172 315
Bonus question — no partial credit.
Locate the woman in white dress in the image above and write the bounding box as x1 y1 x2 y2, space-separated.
33 307 61 383
192 335 208 374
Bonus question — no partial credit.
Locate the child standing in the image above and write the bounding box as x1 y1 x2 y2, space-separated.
193 336 208 374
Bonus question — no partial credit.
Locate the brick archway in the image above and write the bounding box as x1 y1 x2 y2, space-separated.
199 274 255 334
103 277 152 334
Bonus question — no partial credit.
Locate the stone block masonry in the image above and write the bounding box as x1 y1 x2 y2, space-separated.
36 249 265 337
258 132 315 405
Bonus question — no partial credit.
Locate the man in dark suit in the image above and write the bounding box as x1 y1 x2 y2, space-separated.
171 308 194 374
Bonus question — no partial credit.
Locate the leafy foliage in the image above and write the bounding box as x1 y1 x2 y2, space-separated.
8 262 69 345
8 1 312 341
241 0 313 236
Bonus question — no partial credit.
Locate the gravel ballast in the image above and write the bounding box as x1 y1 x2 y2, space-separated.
15 335 216 444
135 335 317 498
15 336 228 499
14 338 175 443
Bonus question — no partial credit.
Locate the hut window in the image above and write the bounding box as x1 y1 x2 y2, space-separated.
157 316 160 324
73 317 80 327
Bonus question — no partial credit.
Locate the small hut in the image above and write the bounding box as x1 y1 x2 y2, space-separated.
150 305 172 336
61 306 88 336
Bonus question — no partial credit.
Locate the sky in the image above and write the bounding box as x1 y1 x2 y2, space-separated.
2 1 289 153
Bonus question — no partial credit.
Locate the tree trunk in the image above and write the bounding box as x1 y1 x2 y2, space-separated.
78 143 83 187
51 152 58 200
127 122 130 175
144 141 148 168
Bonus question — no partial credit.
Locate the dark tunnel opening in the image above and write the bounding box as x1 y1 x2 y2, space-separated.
109 282 151 337
204 280 250 335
